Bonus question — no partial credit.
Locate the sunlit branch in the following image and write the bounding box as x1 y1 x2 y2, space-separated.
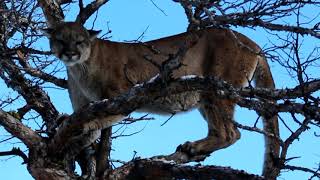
0 110 43 148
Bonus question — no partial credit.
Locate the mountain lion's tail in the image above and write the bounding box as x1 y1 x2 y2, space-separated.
253 56 280 179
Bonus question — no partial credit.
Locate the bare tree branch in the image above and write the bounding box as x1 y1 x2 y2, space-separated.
16 53 68 88
206 17 320 39
239 79 320 100
0 147 28 163
284 165 320 178
37 0 64 26
76 0 110 25
0 3 60 132
0 59 60 131
107 158 265 180
96 128 112 177
1 0 320 179
48 74 320 157
20 66 68 89
0 110 43 148
175 0 320 38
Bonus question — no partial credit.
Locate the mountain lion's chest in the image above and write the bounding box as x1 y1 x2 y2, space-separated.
68 64 111 101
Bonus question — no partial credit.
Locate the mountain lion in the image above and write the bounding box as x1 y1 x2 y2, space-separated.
43 22 280 178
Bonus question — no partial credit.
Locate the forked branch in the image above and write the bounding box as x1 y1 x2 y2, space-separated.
76 0 110 25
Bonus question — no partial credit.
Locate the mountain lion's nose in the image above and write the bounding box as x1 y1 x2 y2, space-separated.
65 52 77 58
66 51 77 55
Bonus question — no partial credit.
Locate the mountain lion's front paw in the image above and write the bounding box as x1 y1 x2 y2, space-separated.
176 141 197 156
174 141 210 163
151 141 211 164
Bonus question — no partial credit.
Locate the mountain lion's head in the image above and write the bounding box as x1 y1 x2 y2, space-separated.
43 22 100 66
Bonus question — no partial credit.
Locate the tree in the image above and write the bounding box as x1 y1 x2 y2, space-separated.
0 0 320 179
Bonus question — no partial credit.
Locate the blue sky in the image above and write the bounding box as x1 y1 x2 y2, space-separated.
0 0 319 179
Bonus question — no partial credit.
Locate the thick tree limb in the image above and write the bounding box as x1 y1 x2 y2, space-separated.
49 75 320 156
96 128 112 177
37 0 64 27
0 110 42 148
106 158 264 180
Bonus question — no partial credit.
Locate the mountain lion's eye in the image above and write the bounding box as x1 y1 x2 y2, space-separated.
76 41 83 45
56 39 65 45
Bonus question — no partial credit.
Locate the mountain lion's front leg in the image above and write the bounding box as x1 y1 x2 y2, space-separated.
162 96 240 163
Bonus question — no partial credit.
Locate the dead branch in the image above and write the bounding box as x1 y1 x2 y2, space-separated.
2 0 320 179
239 79 320 100
20 66 68 88
284 165 320 178
0 147 28 163
17 55 68 88
48 74 320 157
0 59 60 131
96 128 112 177
106 158 265 180
0 110 43 148
176 0 320 39
234 122 284 147
76 0 110 25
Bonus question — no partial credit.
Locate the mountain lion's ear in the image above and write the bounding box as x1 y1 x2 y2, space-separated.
88 30 102 41
41 28 54 38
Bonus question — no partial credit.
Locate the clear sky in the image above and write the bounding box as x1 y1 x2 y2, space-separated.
0 0 319 179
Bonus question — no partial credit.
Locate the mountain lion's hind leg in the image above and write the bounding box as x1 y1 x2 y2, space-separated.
167 97 240 163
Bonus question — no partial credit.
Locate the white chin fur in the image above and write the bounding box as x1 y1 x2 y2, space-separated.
64 60 81 66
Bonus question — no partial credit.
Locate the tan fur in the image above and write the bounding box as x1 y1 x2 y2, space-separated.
45 22 279 178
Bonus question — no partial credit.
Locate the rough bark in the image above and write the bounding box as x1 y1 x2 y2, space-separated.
107 159 265 180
